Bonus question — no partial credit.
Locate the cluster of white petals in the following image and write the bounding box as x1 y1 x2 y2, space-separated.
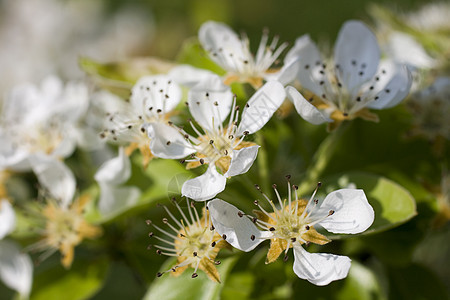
207 183 374 285
148 76 286 201
285 21 412 126
0 76 88 171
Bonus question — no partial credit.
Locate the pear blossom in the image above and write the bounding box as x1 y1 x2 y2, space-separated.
207 179 374 285
94 147 141 217
198 21 299 88
286 20 412 130
100 75 182 166
0 199 33 297
147 76 286 201
29 157 102 268
146 198 228 282
0 76 88 171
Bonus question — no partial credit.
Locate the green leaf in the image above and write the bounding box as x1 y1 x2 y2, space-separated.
335 261 387 300
143 257 237 300
323 172 417 238
220 272 254 300
176 38 226 75
31 258 108 300
79 57 175 98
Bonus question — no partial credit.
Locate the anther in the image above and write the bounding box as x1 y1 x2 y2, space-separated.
209 140 214 144
199 158 205 164
156 249 162 255
285 174 291 181
148 232 154 237
272 184 277 189
157 272 163 277
317 182 322 187
252 217 258 224
192 273 198 278
222 234 227 240
166 141 171 145
238 211 244 217
193 252 198 257
210 225 215 231
284 254 289 262
293 185 298 190
211 241 216 247
180 159 186 164
162 218 168 224
214 261 221 265
291 238 296 242
250 235 256 241
243 131 249 136
253 200 259 205
254 185 261 190
305 225 310 230
269 227 275 231
314 199 318 205
328 210 335 216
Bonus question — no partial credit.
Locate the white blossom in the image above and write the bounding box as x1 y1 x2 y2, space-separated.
207 180 374 285
148 76 286 201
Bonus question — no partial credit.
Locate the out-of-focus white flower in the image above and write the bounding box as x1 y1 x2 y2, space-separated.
207 180 374 286
29 157 102 268
286 20 412 130
198 21 298 88
148 76 286 201
0 76 88 171
100 75 182 166
407 77 450 140
0 0 154 93
146 199 228 282
0 199 33 298
0 240 33 298
94 147 141 217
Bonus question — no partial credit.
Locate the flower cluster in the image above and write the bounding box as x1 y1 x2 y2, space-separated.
1 4 447 298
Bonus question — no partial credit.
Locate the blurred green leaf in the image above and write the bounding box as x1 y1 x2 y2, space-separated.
79 57 175 98
324 172 417 238
221 271 254 300
143 257 237 300
176 38 226 75
335 261 387 300
31 258 108 300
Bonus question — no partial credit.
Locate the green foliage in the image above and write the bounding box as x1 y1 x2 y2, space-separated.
143 257 237 300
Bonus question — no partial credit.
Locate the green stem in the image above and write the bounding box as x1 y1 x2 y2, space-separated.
297 122 350 195
255 132 271 193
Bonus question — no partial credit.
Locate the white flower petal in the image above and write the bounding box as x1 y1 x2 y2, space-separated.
0 200 16 239
97 183 141 217
286 86 331 125
386 32 436 69
181 166 226 201
367 64 412 110
0 240 33 297
198 21 245 70
265 58 301 86
94 147 131 185
225 145 260 177
30 155 75 209
334 20 380 92
131 75 182 115
147 122 195 159
285 35 325 96
316 189 374 234
188 74 233 132
237 81 286 135
293 245 351 286
168 65 216 88
207 199 266 251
